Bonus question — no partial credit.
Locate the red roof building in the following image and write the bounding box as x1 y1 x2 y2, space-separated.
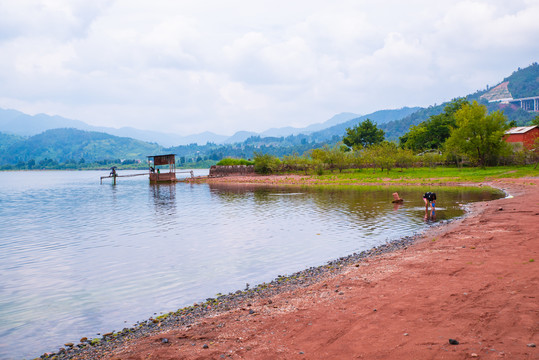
504 126 539 150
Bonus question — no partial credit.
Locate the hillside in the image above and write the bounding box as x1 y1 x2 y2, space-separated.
505 62 539 98
0 132 23 153
309 107 421 142
378 63 539 140
2 63 538 168
0 128 162 165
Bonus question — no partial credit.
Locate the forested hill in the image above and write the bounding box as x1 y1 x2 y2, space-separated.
309 107 421 142
505 62 539 98
2 63 538 169
377 63 539 140
0 128 162 165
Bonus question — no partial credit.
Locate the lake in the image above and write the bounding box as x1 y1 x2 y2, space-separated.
0 170 504 359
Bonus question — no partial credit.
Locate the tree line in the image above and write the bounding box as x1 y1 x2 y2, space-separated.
246 100 539 174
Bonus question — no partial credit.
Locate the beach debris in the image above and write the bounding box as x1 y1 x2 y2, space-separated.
203 344 209 349
527 343 536 347
448 338 459 345
161 338 169 344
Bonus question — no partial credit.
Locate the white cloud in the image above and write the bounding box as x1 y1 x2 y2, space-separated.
0 0 537 135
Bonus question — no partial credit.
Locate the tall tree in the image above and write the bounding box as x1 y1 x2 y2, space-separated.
445 101 510 167
343 118 385 149
400 98 468 151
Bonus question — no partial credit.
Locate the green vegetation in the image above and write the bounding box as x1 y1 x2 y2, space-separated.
343 118 385 149
216 158 255 166
399 98 468 151
301 165 538 184
506 62 539 99
254 152 282 174
246 100 535 175
2 64 539 171
445 101 510 167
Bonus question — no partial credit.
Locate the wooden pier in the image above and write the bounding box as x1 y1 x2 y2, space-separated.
100 172 148 184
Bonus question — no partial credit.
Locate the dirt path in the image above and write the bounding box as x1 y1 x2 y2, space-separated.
84 178 539 360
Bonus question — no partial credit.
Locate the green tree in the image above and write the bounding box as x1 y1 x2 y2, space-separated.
531 114 539 126
445 101 510 167
362 141 398 173
253 152 281 174
343 119 385 149
325 143 352 172
400 98 468 151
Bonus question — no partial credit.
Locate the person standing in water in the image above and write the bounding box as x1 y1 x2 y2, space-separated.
423 191 436 210
423 191 436 220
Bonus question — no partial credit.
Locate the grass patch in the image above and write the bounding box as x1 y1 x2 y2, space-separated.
305 165 538 184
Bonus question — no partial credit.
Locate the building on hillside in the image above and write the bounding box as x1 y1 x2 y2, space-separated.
503 126 539 150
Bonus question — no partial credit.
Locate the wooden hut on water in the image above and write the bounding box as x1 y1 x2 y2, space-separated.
148 154 176 183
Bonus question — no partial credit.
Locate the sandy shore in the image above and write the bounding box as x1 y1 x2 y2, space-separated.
53 177 538 360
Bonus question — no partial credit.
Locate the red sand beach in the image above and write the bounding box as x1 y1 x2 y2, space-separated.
71 177 538 360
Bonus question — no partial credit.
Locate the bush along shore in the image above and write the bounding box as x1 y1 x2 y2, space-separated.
37 225 455 360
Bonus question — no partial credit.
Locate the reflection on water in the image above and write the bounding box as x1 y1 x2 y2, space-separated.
0 171 504 359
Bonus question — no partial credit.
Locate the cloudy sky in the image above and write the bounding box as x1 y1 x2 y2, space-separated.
0 0 538 136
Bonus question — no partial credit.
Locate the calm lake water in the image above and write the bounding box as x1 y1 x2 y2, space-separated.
0 170 504 359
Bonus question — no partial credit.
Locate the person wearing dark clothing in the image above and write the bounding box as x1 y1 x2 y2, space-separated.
423 191 436 210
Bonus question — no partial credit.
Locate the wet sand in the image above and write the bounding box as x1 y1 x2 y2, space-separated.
54 177 538 359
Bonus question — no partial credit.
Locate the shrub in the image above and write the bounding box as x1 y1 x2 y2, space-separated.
216 158 254 166
253 152 281 174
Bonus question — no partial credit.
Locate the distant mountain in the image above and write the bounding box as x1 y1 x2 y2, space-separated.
259 112 361 137
309 107 422 142
0 108 229 147
0 108 92 136
223 131 259 144
88 126 228 147
0 128 162 164
0 108 360 146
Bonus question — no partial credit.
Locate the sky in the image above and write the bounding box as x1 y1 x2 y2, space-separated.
0 0 538 136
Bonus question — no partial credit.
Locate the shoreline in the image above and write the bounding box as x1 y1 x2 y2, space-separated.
42 177 538 359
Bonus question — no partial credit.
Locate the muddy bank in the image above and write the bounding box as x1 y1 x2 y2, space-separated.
41 178 538 360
